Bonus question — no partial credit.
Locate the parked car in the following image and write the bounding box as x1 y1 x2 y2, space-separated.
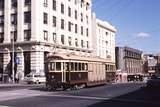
146 75 160 88
24 73 46 84
143 76 149 83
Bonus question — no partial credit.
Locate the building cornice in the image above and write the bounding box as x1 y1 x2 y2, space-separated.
0 41 93 53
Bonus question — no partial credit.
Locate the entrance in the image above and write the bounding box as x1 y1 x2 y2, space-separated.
24 52 31 76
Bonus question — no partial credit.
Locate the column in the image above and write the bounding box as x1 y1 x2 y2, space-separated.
31 0 43 41
4 0 11 43
16 47 24 80
3 48 11 82
30 46 44 73
17 0 24 41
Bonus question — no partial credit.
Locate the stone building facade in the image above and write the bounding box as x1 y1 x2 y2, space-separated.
0 0 93 81
115 46 143 82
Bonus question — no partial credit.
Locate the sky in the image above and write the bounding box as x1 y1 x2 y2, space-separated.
92 0 160 54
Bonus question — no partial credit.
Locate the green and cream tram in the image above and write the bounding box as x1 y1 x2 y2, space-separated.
45 54 114 90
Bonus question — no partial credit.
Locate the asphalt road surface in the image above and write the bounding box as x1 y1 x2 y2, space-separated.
0 83 158 107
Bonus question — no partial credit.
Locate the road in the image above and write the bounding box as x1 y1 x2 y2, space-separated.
0 83 158 107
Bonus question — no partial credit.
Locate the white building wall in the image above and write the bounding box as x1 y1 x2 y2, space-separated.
17 0 24 42
31 0 43 41
4 0 11 43
95 19 116 63
0 0 93 79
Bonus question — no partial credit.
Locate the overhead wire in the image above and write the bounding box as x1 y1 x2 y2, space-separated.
109 0 135 21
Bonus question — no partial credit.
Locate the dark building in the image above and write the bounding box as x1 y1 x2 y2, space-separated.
115 46 143 82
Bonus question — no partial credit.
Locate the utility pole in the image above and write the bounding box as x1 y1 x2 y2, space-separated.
12 34 15 83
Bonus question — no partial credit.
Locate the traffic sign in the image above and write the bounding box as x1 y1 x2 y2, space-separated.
15 56 20 64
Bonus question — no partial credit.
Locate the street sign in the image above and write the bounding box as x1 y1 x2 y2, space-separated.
15 56 20 64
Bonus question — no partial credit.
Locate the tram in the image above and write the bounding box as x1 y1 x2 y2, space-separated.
45 53 112 90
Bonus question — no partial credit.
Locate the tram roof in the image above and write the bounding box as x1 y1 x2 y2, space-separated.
47 54 114 64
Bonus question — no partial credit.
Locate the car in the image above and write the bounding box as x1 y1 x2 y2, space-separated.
24 73 46 84
146 75 160 88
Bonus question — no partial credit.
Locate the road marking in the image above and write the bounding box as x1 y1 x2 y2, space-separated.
0 105 10 107
44 94 109 100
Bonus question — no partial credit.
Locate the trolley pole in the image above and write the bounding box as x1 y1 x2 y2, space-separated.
12 35 15 83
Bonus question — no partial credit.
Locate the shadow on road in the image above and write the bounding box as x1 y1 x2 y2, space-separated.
88 87 160 107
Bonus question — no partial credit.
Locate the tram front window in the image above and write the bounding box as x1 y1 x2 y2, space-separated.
50 62 55 71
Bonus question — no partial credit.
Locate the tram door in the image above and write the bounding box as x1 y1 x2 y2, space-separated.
62 62 66 83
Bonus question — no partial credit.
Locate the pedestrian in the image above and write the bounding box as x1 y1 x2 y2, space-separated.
15 72 19 83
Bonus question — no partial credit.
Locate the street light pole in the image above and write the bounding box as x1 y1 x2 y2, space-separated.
12 35 15 83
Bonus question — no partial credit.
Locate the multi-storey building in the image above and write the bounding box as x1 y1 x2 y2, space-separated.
0 0 92 81
143 54 159 75
92 13 117 82
115 46 143 82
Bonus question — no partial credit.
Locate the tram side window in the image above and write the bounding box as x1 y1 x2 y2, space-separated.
75 63 78 71
79 63 82 70
85 63 88 70
66 62 69 71
71 62 74 71
56 62 61 71
82 63 85 70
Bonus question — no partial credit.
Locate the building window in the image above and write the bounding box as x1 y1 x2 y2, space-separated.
24 12 31 23
61 3 64 14
44 31 48 41
81 26 83 35
80 0 84 8
106 41 108 46
68 37 72 46
68 7 71 17
81 40 84 47
53 16 56 27
53 33 56 42
75 24 77 33
75 10 77 20
0 33 4 43
106 32 108 36
24 30 31 41
86 15 88 24
24 0 31 5
0 0 4 10
53 0 56 10
11 0 17 8
68 22 72 32
75 38 78 47
75 0 78 5
11 31 17 42
80 13 83 22
0 15 4 26
61 35 64 44
43 13 48 24
11 14 17 25
86 41 89 48
86 3 89 10
86 28 88 37
44 0 48 7
61 19 64 29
